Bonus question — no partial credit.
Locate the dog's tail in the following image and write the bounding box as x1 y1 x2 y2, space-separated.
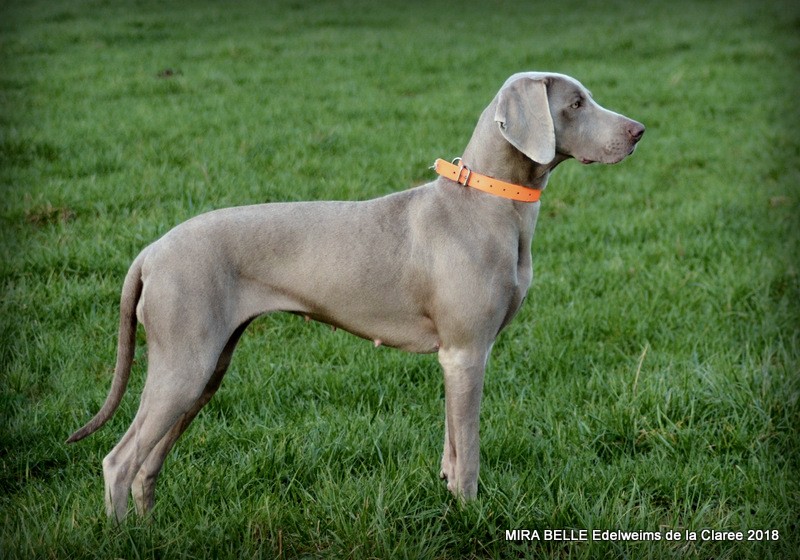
66 250 146 444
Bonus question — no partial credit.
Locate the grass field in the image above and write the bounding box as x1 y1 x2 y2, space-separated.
2 0 799 558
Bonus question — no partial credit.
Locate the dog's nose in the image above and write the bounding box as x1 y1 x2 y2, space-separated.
628 121 645 142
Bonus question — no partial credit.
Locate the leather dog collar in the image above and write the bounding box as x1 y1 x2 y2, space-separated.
433 158 541 203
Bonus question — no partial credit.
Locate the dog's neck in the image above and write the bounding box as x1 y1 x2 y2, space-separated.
460 101 568 193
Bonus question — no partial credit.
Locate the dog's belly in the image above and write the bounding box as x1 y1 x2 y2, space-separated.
305 310 441 354
238 275 442 354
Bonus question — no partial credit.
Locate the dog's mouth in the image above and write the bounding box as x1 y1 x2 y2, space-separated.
580 143 638 166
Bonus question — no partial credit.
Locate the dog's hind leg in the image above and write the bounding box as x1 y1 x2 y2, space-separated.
130 322 251 516
101 332 231 521
101 376 197 520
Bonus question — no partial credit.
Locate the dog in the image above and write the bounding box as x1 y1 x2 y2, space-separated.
68 72 644 520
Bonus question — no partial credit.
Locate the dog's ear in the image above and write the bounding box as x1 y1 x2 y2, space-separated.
494 76 555 164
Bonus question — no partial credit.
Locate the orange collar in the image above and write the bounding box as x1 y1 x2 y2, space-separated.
433 158 541 203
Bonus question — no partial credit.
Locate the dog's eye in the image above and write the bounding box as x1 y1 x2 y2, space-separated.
571 100 582 109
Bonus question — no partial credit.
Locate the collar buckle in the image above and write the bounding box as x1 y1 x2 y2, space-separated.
452 158 472 187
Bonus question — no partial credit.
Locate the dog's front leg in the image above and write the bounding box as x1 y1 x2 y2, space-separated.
437 345 491 501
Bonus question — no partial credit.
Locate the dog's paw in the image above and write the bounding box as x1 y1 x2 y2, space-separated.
439 457 455 484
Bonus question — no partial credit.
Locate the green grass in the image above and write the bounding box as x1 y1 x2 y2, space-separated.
2 0 799 558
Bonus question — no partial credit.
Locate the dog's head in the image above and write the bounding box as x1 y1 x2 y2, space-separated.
494 72 645 166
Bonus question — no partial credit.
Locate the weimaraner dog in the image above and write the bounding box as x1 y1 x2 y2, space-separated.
68 71 644 520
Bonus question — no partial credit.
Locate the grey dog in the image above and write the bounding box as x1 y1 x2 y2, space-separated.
68 72 644 520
